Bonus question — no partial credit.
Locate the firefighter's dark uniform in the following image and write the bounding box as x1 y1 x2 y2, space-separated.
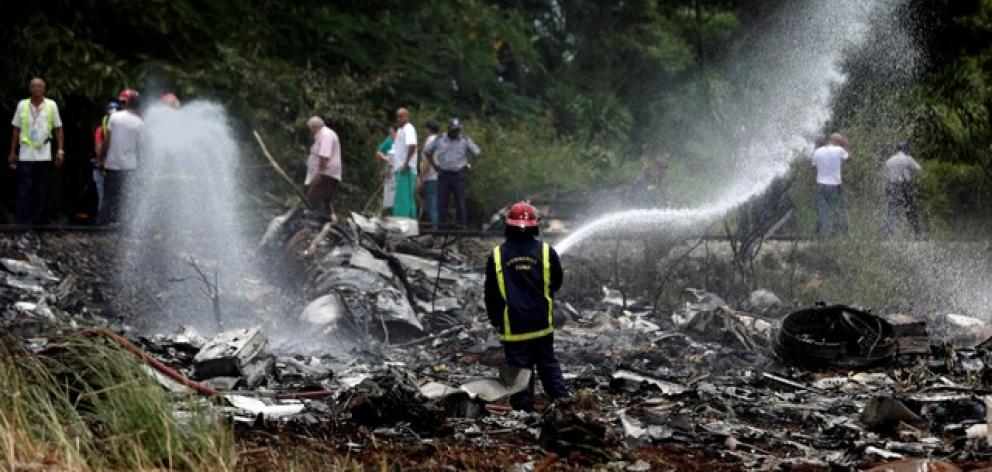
484 236 568 411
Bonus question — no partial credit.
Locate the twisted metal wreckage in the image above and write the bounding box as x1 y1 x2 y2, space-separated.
2 210 992 470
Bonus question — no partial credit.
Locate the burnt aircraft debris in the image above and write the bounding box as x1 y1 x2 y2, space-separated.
3 213 992 469
774 304 898 368
193 327 275 389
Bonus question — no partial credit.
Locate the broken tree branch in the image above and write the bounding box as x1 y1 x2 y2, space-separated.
169 257 223 330
361 180 385 215
304 222 335 257
652 220 718 312
252 129 310 206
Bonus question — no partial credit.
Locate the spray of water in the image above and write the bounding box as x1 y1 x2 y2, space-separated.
119 101 266 335
557 0 901 254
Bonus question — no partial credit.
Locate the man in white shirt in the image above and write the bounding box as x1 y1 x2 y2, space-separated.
304 116 342 220
99 89 144 224
391 107 418 218
418 120 440 229
810 133 851 238
882 141 923 237
8 77 64 225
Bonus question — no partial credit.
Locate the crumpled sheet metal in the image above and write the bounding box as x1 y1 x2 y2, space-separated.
460 366 531 402
611 370 689 395
349 212 419 238
393 253 465 284
259 207 301 250
193 327 275 388
1 257 60 284
2 257 60 293
224 394 305 420
312 265 423 333
419 366 532 403
619 408 688 441
671 306 768 352
261 209 493 343
300 292 348 328
12 300 56 321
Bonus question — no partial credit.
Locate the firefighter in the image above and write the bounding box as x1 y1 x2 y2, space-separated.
160 92 181 108
484 201 568 411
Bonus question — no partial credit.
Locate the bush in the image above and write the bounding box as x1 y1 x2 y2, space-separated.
917 160 992 237
464 116 633 220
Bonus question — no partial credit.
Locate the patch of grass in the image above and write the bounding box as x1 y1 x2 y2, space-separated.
0 335 236 471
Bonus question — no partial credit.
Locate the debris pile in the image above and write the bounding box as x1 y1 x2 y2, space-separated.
3 212 992 469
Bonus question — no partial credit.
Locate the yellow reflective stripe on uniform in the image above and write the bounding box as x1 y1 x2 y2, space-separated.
493 246 511 337
19 99 55 149
543 242 552 329
494 242 555 342
501 327 553 342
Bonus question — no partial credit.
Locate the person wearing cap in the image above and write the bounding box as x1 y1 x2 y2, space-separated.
484 202 567 412
92 100 119 215
304 116 342 219
418 120 440 229
8 77 64 225
99 89 143 224
424 118 481 229
810 132 851 238
882 140 923 237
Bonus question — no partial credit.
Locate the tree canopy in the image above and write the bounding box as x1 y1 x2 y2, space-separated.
2 0 990 229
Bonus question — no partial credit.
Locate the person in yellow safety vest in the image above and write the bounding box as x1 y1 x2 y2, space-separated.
484 201 568 412
7 77 64 225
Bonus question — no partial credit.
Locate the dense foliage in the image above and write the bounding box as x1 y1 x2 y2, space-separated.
826 0 992 236
1 0 989 229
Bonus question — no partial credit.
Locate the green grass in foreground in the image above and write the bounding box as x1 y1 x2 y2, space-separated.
0 335 236 471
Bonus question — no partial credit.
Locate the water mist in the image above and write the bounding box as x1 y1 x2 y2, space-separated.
557 0 903 253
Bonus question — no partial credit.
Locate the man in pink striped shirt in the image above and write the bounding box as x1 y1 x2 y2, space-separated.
305 116 341 219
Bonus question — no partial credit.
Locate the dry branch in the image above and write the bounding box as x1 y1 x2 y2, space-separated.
252 130 310 206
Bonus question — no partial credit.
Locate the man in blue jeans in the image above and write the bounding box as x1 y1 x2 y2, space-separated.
418 120 440 229
811 133 851 238
484 202 568 411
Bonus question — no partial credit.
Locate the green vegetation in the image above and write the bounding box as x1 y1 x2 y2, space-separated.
0 1 791 220
825 0 992 237
2 1 991 228
0 336 235 470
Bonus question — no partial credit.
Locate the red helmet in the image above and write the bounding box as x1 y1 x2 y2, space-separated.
506 202 540 228
160 92 180 108
117 89 139 102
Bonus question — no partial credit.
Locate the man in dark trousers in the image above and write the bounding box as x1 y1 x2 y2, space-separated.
424 118 480 229
882 140 923 238
8 77 65 225
484 201 568 411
